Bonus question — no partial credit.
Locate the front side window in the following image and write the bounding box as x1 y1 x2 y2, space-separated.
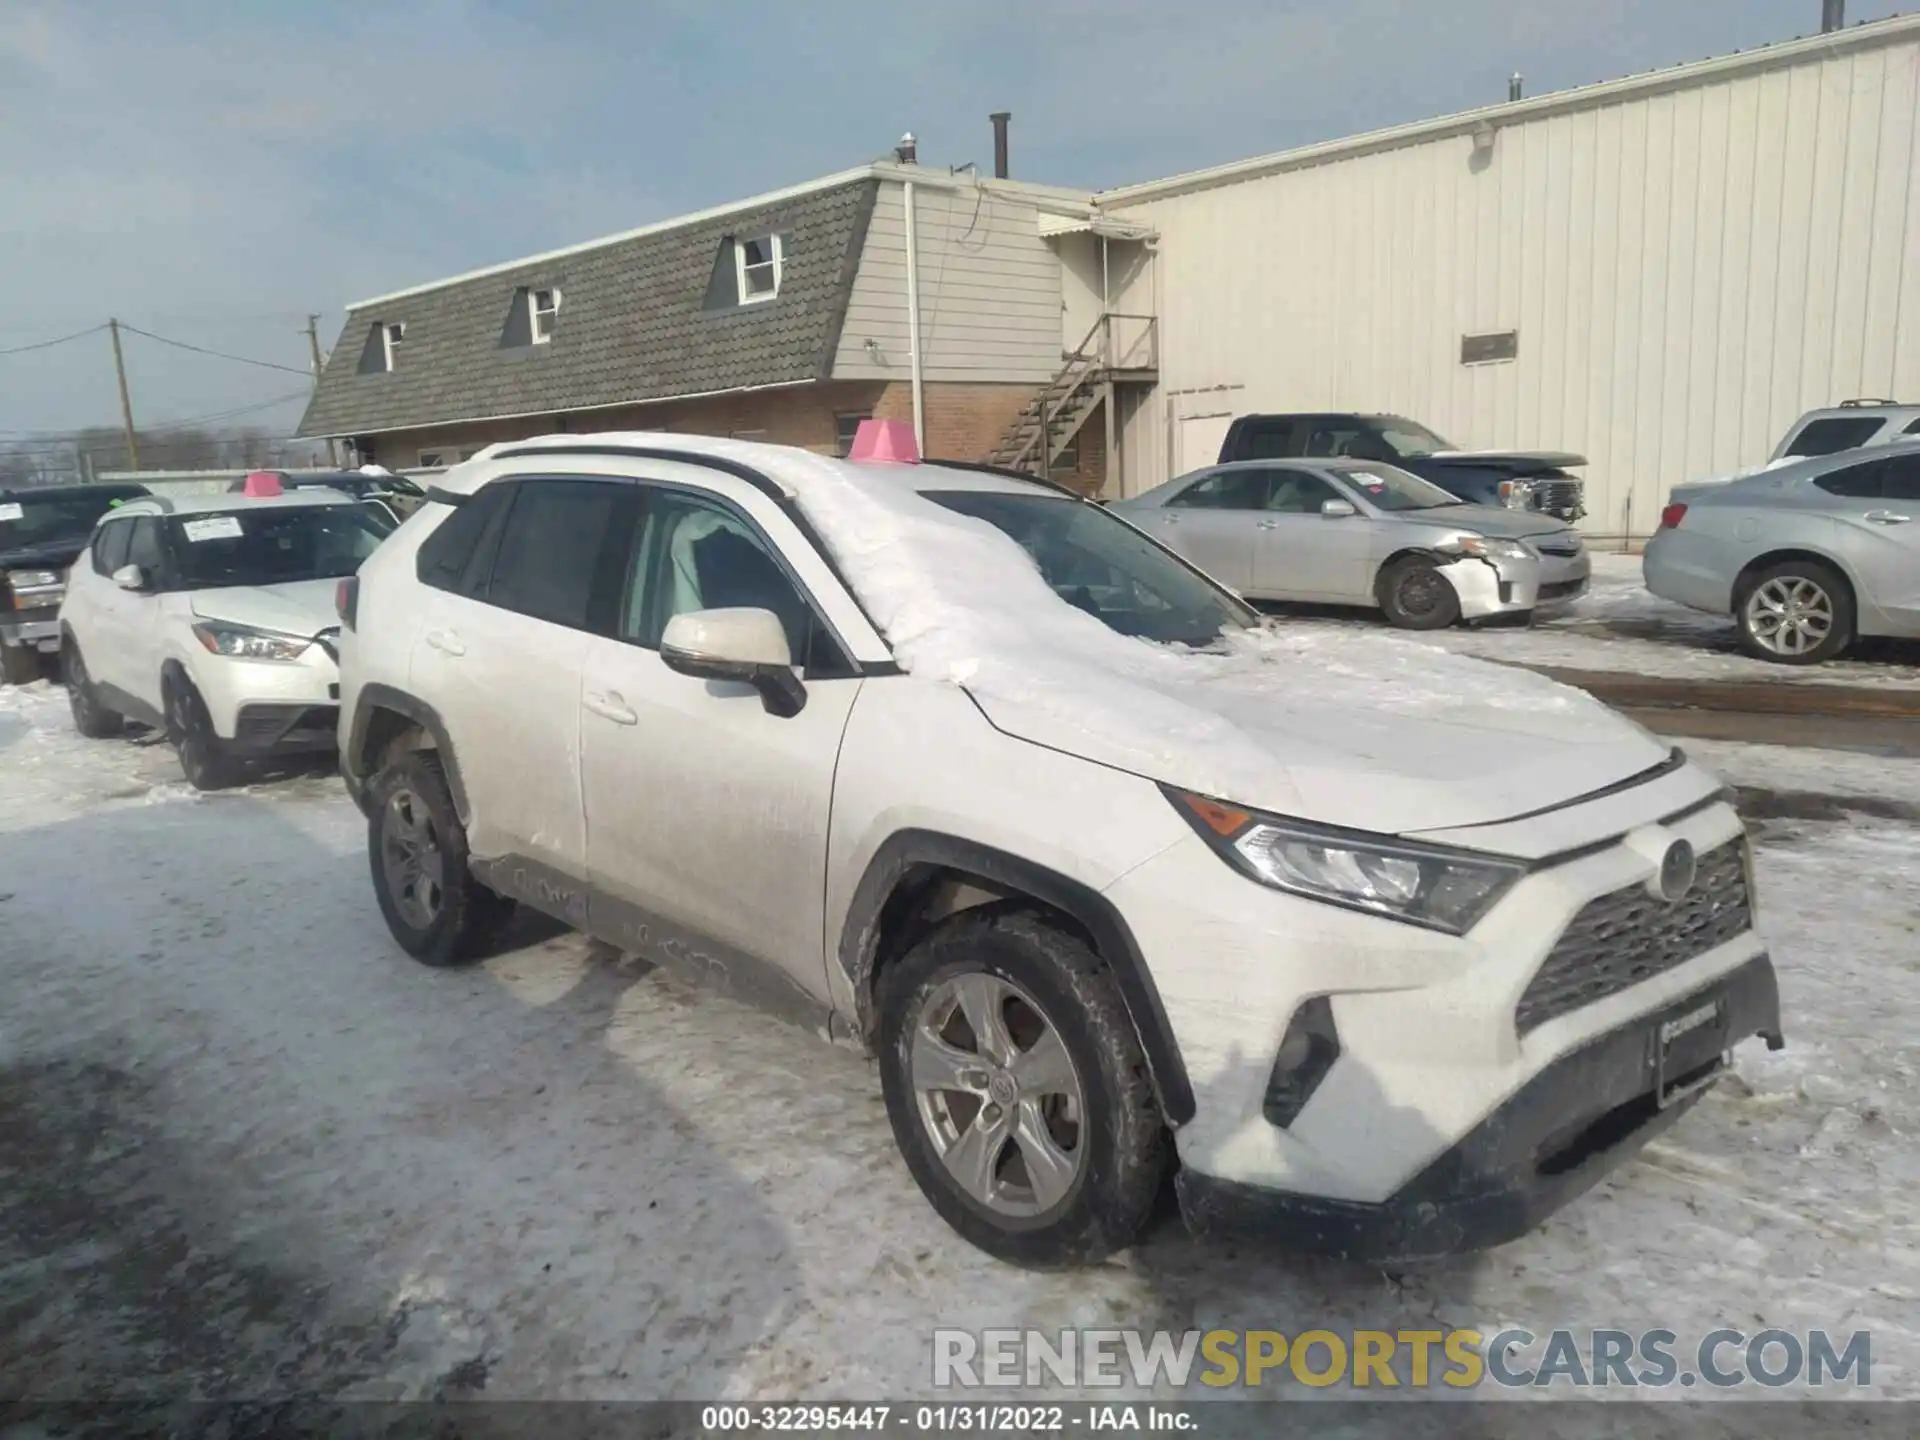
1339 464 1463 511
125 517 167 576
735 235 783 303
1303 422 1399 462
484 481 626 630
1169 470 1273 510
926 490 1254 647
530 288 560 343
165 505 390 591
1786 416 1883 458
1264 470 1343 514
92 519 134 576
1373 417 1453 458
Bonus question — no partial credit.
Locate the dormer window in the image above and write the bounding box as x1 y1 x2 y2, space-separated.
530 287 560 343
382 322 405 371
735 235 782 303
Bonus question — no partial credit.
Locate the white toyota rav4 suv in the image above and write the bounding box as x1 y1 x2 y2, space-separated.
61 485 392 788
337 431 1782 1267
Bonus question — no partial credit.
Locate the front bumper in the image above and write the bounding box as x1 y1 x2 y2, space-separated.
0 610 62 653
227 702 340 756
1178 952 1782 1260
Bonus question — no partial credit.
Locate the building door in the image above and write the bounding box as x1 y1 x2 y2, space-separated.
1176 412 1234 475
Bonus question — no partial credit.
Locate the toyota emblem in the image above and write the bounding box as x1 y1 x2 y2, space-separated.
1656 839 1697 903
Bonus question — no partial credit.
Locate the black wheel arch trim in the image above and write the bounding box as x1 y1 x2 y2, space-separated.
346 683 470 822
840 828 1196 1125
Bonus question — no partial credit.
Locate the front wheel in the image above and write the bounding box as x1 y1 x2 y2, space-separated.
877 907 1168 1268
166 677 241 790
1735 560 1854 665
1 642 41 687
1377 555 1462 630
367 751 515 967
64 642 125 738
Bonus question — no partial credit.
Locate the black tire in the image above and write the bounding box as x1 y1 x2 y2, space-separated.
63 641 124 738
164 675 241 791
1 642 41 687
1377 555 1463 630
367 750 515 967
1734 558 1855 666
877 905 1168 1268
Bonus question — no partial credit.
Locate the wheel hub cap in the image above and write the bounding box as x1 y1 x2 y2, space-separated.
381 788 446 929
909 971 1087 1219
1746 577 1833 656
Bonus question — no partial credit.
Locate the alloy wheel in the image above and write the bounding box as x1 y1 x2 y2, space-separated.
1744 576 1833 658
1397 567 1447 617
381 788 447 930
909 971 1087 1218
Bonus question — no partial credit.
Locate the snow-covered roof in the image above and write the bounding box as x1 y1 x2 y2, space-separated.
109 489 357 520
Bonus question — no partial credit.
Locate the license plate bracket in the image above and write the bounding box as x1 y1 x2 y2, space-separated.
1654 993 1730 1109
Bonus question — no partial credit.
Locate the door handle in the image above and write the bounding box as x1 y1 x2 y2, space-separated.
1864 511 1912 525
424 627 466 656
1159 512 1180 524
1256 519 1281 529
584 690 638 726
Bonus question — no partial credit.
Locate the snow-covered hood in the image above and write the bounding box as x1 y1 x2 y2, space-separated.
1421 449 1586 473
189 578 341 638
1398 505 1572 542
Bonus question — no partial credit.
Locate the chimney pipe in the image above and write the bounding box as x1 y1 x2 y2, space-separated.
1821 0 1845 32
895 131 917 165
1508 71 1524 102
990 111 1011 179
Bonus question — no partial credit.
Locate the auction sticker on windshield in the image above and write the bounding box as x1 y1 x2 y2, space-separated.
0 503 23 521
182 516 245 542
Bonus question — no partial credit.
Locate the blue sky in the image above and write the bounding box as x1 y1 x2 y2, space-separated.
0 0 1904 438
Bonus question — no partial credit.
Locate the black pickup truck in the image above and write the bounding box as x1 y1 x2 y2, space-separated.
0 483 150 684
1216 413 1587 522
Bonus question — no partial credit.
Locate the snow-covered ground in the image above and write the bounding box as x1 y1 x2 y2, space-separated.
1268 552 1920 689
2 678 1917 1415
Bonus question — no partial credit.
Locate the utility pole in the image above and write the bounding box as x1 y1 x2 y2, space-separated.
304 313 339 466
107 318 139 470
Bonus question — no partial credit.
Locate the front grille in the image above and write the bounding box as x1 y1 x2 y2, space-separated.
1530 479 1584 518
1533 536 1583 558
1516 841 1751 1036
1537 578 1587 601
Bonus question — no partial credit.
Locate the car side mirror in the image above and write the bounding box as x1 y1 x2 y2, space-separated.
1321 499 1358 518
112 563 149 592
660 607 806 718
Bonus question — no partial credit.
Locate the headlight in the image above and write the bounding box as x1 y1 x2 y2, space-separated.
1496 479 1535 509
190 620 312 662
1167 789 1526 934
1453 535 1534 562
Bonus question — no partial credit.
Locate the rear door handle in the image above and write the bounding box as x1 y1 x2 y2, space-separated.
1864 510 1912 525
1256 519 1281 529
584 690 638 726
424 627 466 656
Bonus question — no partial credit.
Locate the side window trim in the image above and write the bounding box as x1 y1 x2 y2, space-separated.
617 478 857 680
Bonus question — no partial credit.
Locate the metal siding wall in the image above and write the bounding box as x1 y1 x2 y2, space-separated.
1112 37 1920 534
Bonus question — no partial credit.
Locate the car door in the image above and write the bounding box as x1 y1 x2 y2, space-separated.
1248 468 1376 601
78 518 137 695
117 517 172 710
1134 469 1270 591
577 483 864 1009
408 477 629 885
1821 452 1920 632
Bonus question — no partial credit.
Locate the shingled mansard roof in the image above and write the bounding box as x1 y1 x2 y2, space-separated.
299 177 880 438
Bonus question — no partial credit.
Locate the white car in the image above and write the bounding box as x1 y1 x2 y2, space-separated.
337 432 1781 1267
60 487 392 788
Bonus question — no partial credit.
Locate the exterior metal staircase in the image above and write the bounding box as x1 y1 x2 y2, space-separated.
987 312 1157 477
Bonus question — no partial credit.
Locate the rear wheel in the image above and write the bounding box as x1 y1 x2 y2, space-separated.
368 751 515 967
165 676 241 790
1 643 41 687
1377 555 1462 630
64 642 124 738
1735 559 1854 665
877 906 1168 1268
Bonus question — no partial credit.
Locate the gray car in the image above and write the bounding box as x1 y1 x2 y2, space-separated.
1643 439 1920 664
1108 459 1590 630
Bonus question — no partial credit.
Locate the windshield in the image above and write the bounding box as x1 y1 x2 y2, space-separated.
166 505 390 590
0 492 136 553
1342 464 1465 511
1376 418 1453 458
923 490 1255 647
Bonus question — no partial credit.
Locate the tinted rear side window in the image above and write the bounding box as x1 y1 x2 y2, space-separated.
1880 454 1920 503
485 481 627 631
416 485 511 594
1233 420 1297 460
1785 417 1884 457
1814 460 1884 499
92 520 133 575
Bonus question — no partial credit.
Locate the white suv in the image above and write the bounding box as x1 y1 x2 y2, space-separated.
338 432 1783 1267
60 488 392 788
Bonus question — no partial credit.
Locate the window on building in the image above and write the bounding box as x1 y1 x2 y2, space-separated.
735 235 783 303
1785 416 1884 458
834 412 872 457
381 322 406 372
1049 436 1081 473
530 287 560 344
729 429 768 441
418 450 447 468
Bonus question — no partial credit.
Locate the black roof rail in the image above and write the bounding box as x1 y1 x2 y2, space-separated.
1838 398 1903 408
490 442 790 505
920 458 1090 500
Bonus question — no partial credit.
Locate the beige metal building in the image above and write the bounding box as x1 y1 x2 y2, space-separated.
1096 14 1920 537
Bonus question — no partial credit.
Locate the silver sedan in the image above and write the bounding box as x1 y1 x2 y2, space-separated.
1643 439 1920 664
1108 459 1590 629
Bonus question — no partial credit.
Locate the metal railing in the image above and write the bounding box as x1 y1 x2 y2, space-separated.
1002 313 1159 473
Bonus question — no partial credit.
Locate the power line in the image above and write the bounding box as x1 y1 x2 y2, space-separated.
117 323 313 377
0 324 109 357
142 388 312 434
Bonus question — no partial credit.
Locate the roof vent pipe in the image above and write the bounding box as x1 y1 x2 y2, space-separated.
990 112 1011 179
894 132 917 165
1822 1 1845 32
1508 71 1524 101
